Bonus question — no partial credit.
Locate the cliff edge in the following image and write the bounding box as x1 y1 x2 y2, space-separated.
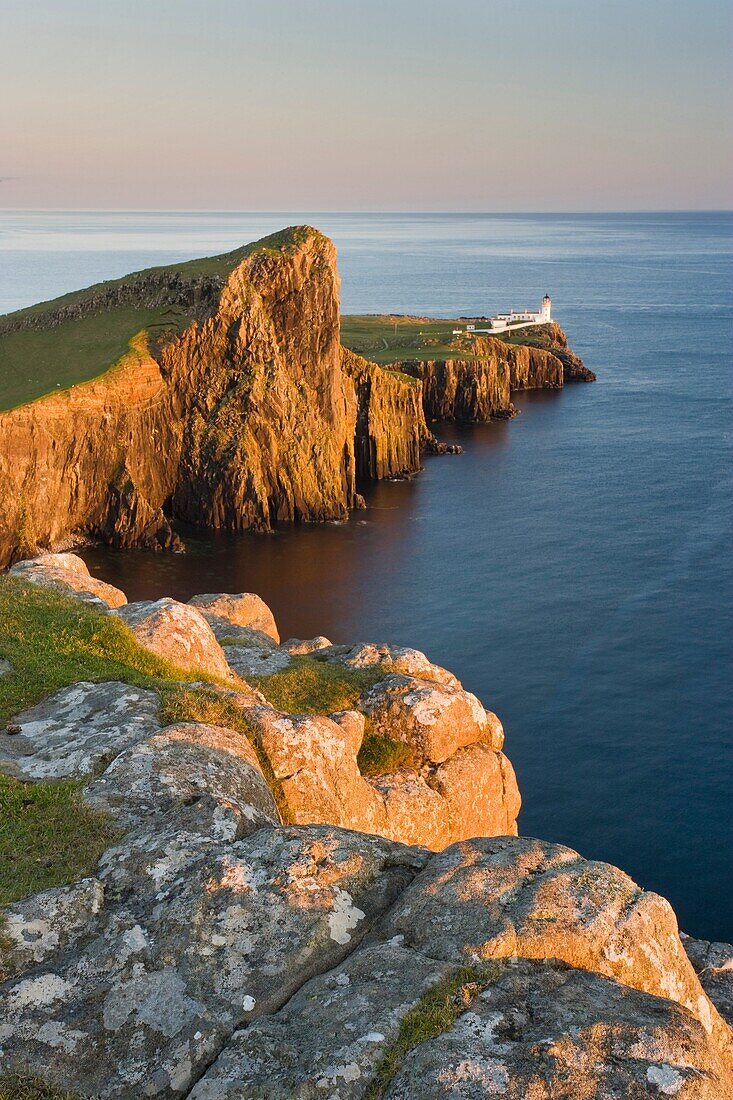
0 556 730 1099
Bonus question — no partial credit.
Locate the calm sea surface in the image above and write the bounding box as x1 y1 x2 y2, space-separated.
2 211 731 940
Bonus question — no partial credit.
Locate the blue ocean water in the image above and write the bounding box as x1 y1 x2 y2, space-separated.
2 211 731 940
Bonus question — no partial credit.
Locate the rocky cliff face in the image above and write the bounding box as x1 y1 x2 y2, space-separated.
517 320 597 383
342 349 429 480
0 229 429 568
1 556 730 1099
402 334 571 423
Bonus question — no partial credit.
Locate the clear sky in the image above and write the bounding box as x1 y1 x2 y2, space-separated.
1 0 731 211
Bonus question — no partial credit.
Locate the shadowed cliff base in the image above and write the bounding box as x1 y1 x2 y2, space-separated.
0 228 591 568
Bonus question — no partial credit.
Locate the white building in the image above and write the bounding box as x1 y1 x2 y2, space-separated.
453 295 551 337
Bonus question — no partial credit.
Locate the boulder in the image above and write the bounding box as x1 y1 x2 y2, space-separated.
358 674 502 763
246 707 385 835
245 705 520 850
282 636 332 655
9 552 127 608
83 721 279 832
0 657 12 678
0 681 161 779
384 958 733 1100
113 598 234 681
377 835 727 1045
223 644 291 679
317 642 459 687
0 825 426 1099
189 941 455 1099
188 593 279 643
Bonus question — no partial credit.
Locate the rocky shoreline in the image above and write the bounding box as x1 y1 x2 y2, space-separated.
0 553 731 1098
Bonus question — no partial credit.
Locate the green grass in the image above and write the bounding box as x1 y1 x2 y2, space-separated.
0 307 187 412
341 315 472 365
0 576 199 723
0 777 120 908
249 655 385 715
0 578 209 916
357 733 419 775
365 966 497 1099
0 1075 81 1100
0 226 318 411
341 314 554 367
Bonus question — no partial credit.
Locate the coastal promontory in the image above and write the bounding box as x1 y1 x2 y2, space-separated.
0 227 592 568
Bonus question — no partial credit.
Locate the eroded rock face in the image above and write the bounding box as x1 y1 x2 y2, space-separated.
684 935 733 1027
113 598 234 681
383 959 733 1100
9 552 127 608
317 642 459 687
0 229 429 568
188 593 280 644
377 835 726 1045
242 702 520 851
358 673 503 763
0 681 161 780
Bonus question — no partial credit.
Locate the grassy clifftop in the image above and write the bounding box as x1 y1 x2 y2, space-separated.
339 314 555 366
0 226 317 411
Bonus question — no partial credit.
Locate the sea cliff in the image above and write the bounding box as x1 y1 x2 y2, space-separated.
0 227 592 568
0 229 432 568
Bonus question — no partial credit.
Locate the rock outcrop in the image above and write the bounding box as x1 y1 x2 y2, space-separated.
518 320 597 383
0 558 730 1097
402 336 564 422
9 551 127 608
113 599 236 682
0 229 433 568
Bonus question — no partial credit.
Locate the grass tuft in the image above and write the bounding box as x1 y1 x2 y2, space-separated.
0 1075 81 1100
249 656 385 715
0 576 198 724
0 778 120 908
357 732 419 776
365 965 498 1099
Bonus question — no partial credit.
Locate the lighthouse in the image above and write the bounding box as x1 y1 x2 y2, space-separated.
541 294 552 322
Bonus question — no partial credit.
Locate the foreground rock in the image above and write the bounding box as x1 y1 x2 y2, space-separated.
378 834 727 1047
9 552 126 608
189 592 280 644
0 681 161 780
383 959 731 1100
113 598 235 681
2 815 730 1096
1 561 730 1097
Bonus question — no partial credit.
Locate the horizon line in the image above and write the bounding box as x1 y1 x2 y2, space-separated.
0 207 731 216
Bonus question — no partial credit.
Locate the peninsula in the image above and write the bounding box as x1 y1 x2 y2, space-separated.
0 226 593 568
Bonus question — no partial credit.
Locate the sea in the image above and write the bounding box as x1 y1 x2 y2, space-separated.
1 210 731 941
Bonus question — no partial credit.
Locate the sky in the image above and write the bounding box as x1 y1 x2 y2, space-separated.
1 0 731 211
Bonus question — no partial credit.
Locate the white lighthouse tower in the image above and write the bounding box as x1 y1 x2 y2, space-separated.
541 294 552 322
